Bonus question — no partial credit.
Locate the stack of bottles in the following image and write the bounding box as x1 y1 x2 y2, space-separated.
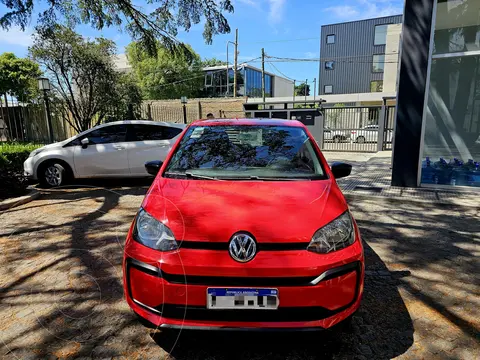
421 157 480 186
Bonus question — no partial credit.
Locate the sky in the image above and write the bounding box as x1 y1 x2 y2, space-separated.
0 0 404 92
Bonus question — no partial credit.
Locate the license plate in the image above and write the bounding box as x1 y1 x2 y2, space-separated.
207 288 279 310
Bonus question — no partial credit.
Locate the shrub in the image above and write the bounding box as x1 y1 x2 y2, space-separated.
0 143 42 200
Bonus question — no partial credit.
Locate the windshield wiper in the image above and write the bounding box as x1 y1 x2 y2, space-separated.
164 171 219 181
216 175 312 181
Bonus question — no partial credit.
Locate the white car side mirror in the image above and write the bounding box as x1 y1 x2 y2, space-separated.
81 138 89 149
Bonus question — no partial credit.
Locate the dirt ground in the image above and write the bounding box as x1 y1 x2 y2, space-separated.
0 180 478 359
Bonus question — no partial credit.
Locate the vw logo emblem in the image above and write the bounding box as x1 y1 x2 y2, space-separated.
229 233 257 263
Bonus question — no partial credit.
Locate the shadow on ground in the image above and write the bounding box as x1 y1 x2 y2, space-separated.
151 241 414 360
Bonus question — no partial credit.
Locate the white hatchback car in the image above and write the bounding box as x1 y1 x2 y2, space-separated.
24 120 185 187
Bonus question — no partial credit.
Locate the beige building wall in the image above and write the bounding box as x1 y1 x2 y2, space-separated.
383 23 402 93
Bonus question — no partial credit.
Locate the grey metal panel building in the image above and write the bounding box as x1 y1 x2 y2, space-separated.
319 15 403 95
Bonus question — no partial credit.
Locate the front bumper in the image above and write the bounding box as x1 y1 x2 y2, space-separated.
123 230 364 330
23 157 36 180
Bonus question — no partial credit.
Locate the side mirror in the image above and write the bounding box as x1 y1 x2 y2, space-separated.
331 162 352 179
81 138 89 149
145 160 163 176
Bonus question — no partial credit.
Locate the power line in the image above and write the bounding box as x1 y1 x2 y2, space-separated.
241 37 320 44
267 62 296 81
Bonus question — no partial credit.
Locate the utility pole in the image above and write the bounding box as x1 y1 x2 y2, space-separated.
304 79 307 106
261 48 265 104
293 80 295 102
233 28 238 97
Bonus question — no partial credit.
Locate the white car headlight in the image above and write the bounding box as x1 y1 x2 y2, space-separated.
307 211 355 254
133 208 178 251
29 147 45 158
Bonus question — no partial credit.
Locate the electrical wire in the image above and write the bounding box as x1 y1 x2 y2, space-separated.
241 37 320 44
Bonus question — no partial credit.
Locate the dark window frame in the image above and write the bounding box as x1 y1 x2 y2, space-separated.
374 24 391 46
372 54 385 73
326 34 335 44
325 61 335 70
324 85 333 94
127 123 183 142
370 80 384 93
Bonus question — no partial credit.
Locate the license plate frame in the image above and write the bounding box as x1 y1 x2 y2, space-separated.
207 288 279 310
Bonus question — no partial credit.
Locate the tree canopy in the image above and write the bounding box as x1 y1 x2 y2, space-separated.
0 52 41 101
126 41 204 100
295 83 310 96
1 0 234 55
29 25 142 132
202 58 228 67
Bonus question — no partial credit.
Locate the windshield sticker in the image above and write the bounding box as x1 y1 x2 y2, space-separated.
191 127 205 138
238 129 263 146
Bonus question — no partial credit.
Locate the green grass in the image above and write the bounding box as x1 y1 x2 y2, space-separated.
0 142 43 154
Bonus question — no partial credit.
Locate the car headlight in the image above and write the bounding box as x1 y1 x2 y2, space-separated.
29 147 45 158
307 211 355 254
133 208 178 251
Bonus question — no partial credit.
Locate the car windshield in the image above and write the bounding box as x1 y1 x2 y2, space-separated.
164 125 326 180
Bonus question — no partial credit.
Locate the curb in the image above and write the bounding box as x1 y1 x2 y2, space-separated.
0 189 42 211
344 192 479 209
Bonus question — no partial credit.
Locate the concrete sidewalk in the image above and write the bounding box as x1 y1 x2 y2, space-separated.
323 151 479 207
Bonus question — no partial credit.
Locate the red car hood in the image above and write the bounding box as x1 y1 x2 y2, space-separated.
142 178 348 243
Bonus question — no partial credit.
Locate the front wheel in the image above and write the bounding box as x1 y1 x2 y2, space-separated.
356 136 366 144
39 162 66 188
333 136 341 143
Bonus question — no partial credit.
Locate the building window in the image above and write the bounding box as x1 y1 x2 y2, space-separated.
205 72 213 86
326 34 335 44
372 54 385 72
325 61 335 70
374 24 389 45
370 80 383 92
324 85 333 94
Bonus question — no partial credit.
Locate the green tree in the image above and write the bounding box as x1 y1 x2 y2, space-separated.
126 41 204 100
295 83 310 96
29 25 142 132
202 58 227 67
0 52 41 101
1 0 234 55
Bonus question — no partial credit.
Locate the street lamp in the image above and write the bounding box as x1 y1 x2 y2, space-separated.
180 96 188 124
38 77 54 143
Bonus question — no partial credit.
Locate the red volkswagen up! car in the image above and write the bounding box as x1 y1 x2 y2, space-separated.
123 119 364 330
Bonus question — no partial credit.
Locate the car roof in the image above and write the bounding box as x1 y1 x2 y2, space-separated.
99 120 185 128
190 118 305 127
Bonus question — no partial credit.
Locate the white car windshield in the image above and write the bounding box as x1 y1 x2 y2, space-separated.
164 125 326 180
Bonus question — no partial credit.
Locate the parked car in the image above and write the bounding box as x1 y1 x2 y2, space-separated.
351 124 393 144
23 120 185 187
323 127 350 143
123 118 364 331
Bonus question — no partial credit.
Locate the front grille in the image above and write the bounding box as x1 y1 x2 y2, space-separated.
154 304 342 322
127 258 361 287
179 241 310 251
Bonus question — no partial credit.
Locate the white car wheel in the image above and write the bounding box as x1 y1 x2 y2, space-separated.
41 163 66 187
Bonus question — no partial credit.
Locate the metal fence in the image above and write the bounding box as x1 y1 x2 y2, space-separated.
322 106 381 152
0 97 73 144
382 106 396 151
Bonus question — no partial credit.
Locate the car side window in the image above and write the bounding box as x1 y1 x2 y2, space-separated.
86 125 127 144
129 124 182 141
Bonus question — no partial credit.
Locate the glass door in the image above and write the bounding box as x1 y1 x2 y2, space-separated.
420 0 480 188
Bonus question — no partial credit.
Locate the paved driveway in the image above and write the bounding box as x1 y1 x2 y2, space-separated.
0 182 478 359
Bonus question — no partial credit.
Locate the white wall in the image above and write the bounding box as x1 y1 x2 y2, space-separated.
273 76 294 97
383 24 402 93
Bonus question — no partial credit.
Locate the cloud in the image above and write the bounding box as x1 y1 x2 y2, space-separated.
304 51 318 59
326 0 403 21
238 0 260 7
0 26 33 47
268 0 286 25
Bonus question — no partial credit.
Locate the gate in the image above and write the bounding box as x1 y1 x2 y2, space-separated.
382 106 396 150
322 106 381 152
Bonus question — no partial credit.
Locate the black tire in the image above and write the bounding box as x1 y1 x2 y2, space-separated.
38 161 68 188
356 136 366 144
333 136 341 143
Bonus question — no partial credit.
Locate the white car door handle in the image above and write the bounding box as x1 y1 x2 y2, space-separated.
113 145 125 150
